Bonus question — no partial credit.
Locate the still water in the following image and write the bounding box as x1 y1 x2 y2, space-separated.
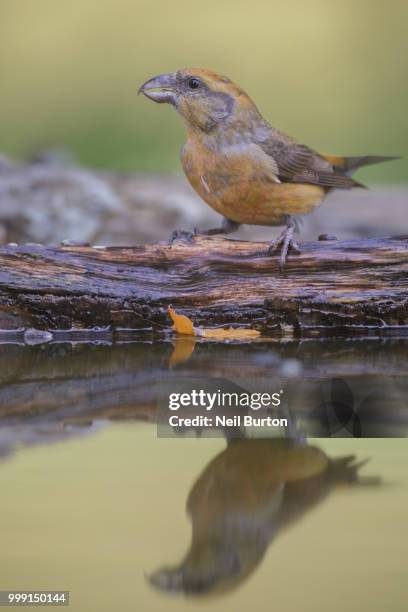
0 337 407 610
0 430 407 611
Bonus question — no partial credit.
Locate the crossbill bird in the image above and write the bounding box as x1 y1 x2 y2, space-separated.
149 438 378 596
139 68 398 269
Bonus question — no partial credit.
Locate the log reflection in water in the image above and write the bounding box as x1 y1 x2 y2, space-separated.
0 339 407 437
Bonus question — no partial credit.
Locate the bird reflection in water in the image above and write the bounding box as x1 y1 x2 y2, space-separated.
149 436 379 596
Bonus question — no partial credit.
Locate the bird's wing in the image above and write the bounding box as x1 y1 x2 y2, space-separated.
257 138 364 189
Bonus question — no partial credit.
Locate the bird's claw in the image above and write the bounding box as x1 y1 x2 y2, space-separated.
267 225 301 271
169 228 199 244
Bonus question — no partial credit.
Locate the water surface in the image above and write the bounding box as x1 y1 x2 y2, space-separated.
0 337 407 611
0 429 406 611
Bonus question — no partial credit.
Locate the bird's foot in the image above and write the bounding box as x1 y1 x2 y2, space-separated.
202 219 241 236
169 228 199 244
170 219 240 243
267 223 300 272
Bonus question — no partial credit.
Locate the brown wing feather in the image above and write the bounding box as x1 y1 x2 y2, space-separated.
258 139 364 189
291 168 364 189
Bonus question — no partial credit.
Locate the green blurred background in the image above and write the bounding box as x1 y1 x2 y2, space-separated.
0 0 407 182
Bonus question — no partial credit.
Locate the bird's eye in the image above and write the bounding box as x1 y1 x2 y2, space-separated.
187 78 201 90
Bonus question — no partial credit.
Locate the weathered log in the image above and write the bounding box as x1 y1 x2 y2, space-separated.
0 235 407 334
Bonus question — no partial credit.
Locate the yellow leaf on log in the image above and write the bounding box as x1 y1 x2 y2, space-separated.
167 306 195 336
167 306 260 340
200 327 260 339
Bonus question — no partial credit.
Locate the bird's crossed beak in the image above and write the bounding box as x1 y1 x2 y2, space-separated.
138 73 177 105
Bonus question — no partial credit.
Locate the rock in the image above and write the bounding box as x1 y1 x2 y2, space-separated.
0 155 123 245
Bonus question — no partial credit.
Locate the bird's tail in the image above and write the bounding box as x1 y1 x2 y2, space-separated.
343 155 400 175
329 455 381 487
325 154 401 176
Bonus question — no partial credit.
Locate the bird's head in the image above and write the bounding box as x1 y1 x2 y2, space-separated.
148 533 266 597
139 68 260 133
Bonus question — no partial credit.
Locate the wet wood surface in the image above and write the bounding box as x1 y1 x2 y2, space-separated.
0 234 407 333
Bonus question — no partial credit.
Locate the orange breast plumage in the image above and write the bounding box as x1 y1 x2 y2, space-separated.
181 137 326 226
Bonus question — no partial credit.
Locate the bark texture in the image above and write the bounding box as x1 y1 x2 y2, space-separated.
0 234 407 334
